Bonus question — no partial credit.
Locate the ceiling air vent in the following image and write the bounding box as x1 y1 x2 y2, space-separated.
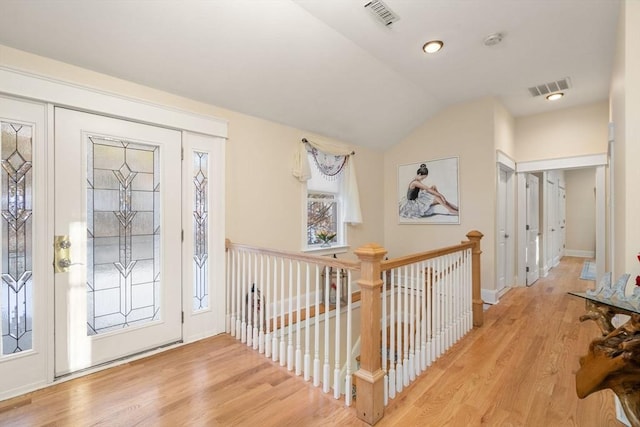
528 77 571 97
364 0 400 26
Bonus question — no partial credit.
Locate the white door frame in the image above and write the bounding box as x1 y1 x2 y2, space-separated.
516 154 608 285
493 151 515 303
0 65 227 399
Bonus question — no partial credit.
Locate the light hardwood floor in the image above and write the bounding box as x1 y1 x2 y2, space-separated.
0 257 622 426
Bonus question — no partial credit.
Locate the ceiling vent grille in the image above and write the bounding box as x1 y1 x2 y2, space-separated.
364 0 400 26
528 77 571 97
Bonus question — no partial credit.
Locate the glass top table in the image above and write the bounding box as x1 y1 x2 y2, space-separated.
569 291 640 315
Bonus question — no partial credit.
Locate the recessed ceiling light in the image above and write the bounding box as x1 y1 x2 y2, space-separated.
546 92 564 101
422 40 444 54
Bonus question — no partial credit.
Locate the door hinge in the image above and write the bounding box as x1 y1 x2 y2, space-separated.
526 224 530 231
181 147 184 160
181 311 185 324
526 267 530 272
181 229 184 242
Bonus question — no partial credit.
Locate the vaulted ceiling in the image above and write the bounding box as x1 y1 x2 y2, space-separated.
0 0 620 149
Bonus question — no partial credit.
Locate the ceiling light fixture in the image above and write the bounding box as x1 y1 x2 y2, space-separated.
546 92 564 101
422 40 444 54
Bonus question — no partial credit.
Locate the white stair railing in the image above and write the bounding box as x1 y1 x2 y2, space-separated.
225 242 360 406
227 231 484 424
380 247 473 405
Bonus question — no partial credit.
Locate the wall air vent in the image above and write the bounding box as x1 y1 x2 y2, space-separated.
364 0 400 26
528 77 571 97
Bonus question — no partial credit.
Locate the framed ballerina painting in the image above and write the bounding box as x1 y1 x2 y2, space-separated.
398 157 460 224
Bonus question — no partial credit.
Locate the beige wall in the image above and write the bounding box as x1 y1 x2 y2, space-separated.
515 101 609 162
611 1 640 283
384 97 497 291
564 168 596 255
0 44 385 255
494 99 516 158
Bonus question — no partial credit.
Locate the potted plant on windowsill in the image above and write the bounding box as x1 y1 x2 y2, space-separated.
316 230 336 247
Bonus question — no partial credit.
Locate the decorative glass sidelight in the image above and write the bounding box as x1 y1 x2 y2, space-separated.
87 136 160 335
193 152 209 311
1 122 33 355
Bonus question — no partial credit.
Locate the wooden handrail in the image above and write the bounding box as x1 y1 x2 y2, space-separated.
381 241 475 271
226 240 360 271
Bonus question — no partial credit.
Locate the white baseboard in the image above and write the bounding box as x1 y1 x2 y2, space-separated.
481 288 499 305
565 249 595 258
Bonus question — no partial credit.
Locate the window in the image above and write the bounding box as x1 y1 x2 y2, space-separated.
305 151 345 249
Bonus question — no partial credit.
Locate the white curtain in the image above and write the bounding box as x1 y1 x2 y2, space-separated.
292 139 362 224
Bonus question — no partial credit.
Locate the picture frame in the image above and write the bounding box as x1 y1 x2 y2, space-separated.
397 157 460 224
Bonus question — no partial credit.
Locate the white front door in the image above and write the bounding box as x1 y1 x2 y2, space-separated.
53 108 182 376
526 174 540 285
0 96 49 399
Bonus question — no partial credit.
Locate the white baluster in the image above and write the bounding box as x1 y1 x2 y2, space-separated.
241 251 247 344
403 265 409 387
235 249 242 340
230 249 236 337
295 261 302 376
409 263 416 383
272 256 279 362
313 265 321 388
427 258 433 367
396 268 403 394
304 263 311 381
382 267 387 379
420 260 427 372
226 247 231 333
323 265 330 393
247 252 253 348
265 254 271 358
258 254 265 354
252 253 259 350
388 267 396 400
345 270 353 406
279 258 286 367
287 260 294 371
333 268 342 399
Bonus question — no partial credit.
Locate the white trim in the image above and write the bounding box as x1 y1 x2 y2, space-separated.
595 166 605 282
516 153 607 173
496 150 516 171
565 249 595 258
481 288 499 305
0 65 228 138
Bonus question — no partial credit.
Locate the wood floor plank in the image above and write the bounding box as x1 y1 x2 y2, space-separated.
0 257 622 426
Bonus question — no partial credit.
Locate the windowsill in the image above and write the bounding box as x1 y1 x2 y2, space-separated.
303 245 350 256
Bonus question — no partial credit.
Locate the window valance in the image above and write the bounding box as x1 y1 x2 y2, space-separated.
292 138 362 224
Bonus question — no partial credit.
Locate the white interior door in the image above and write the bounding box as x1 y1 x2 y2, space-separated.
526 174 540 285
54 108 182 376
545 176 557 272
559 186 566 258
496 169 508 293
0 96 49 399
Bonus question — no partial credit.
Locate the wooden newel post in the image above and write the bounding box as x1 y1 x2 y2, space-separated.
466 230 484 327
354 243 387 425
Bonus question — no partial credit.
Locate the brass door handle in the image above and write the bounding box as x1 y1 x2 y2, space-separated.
54 235 72 273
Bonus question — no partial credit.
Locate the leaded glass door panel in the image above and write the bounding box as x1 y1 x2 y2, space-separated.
54 108 182 376
0 96 48 400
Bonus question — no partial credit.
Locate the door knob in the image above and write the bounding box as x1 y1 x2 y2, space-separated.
54 235 72 273
504 234 509 239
